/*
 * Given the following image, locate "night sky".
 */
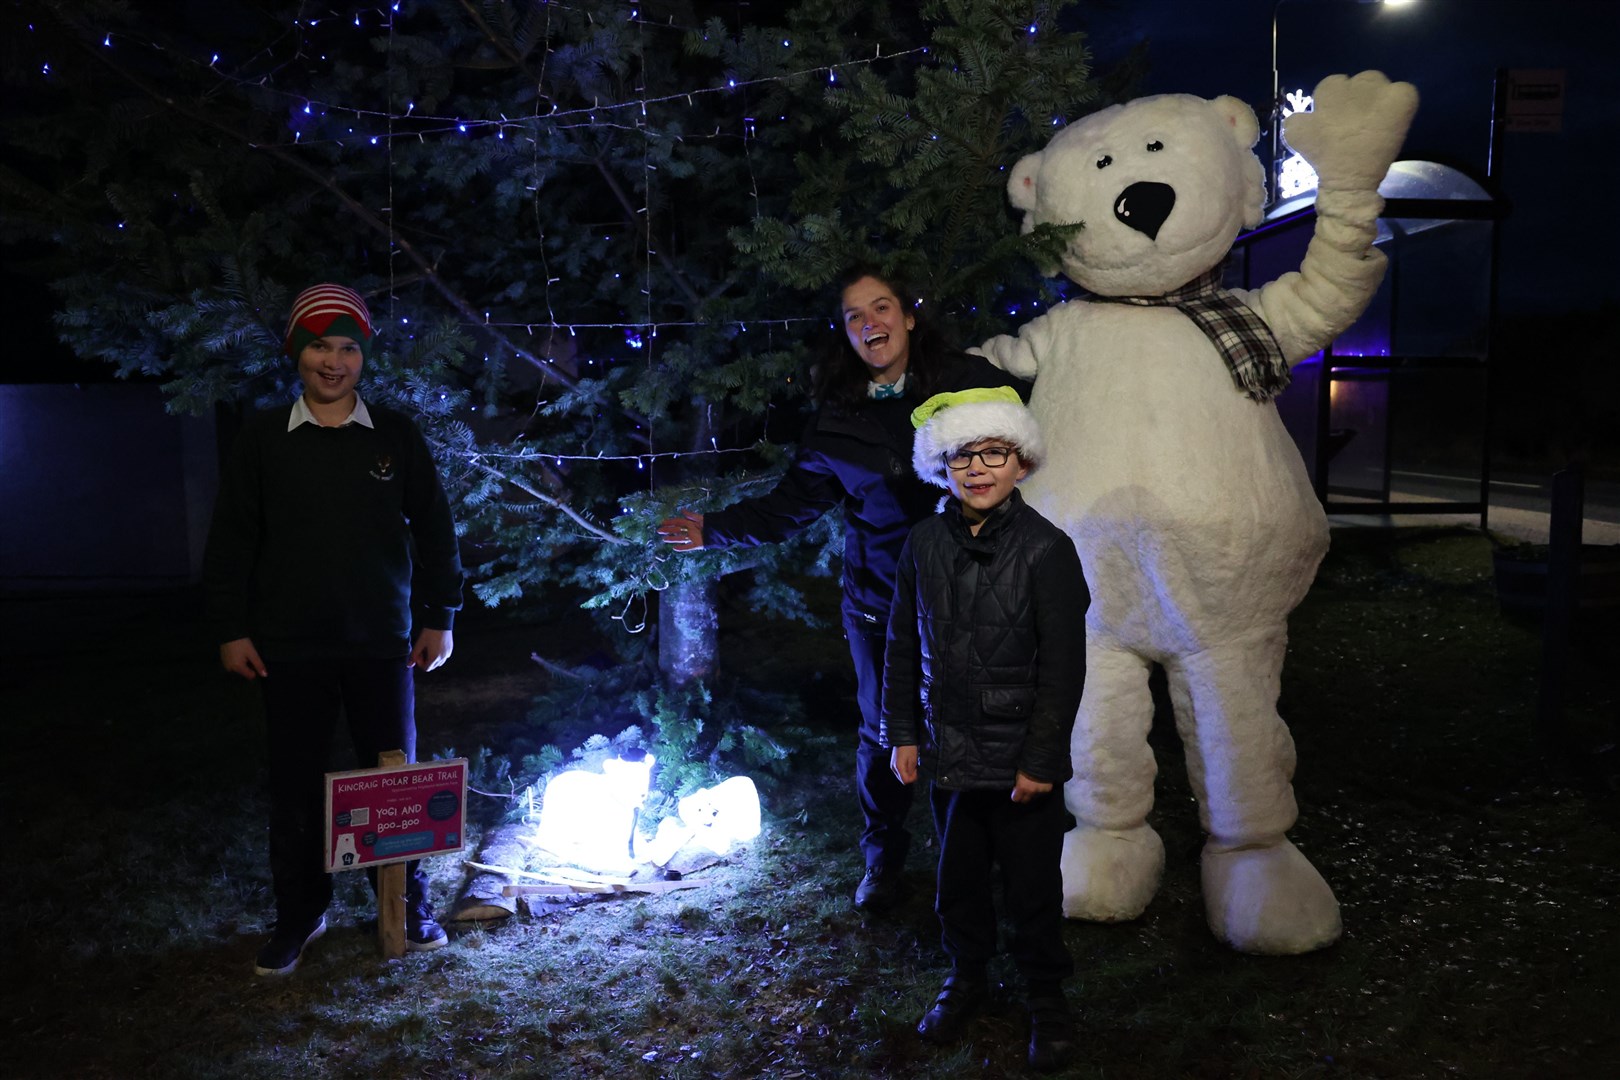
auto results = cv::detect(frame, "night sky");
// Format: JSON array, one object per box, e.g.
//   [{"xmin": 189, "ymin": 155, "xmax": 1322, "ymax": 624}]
[
  {"xmin": 1082, "ymin": 0, "xmax": 1620, "ymax": 314},
  {"xmin": 5, "ymin": 0, "xmax": 1616, "ymax": 381}
]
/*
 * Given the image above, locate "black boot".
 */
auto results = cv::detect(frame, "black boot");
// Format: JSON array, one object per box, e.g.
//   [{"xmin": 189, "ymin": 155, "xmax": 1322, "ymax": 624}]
[
  {"xmin": 853, "ymin": 862, "xmax": 906, "ymax": 911},
  {"xmin": 406, "ymin": 900, "xmax": 448, "ymax": 952},
  {"xmin": 1026, "ymin": 992, "xmax": 1077, "ymax": 1072},
  {"xmin": 917, "ymin": 973, "xmax": 987, "ymax": 1044}
]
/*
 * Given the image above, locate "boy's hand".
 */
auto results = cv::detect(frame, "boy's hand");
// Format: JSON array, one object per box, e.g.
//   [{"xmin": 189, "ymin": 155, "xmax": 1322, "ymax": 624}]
[
  {"xmin": 656, "ymin": 510, "xmax": 705, "ymax": 552},
  {"xmin": 890, "ymin": 745, "xmax": 919, "ymax": 785},
  {"xmin": 220, "ymin": 637, "xmax": 268, "ymax": 680},
  {"xmin": 1011, "ymin": 771, "xmax": 1053, "ymax": 803},
  {"xmin": 410, "ymin": 628, "xmax": 454, "ymax": 672}
]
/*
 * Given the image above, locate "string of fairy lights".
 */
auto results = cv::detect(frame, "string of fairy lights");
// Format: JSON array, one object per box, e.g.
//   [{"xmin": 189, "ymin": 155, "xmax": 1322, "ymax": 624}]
[
  {"xmin": 69, "ymin": 9, "xmax": 931, "ymax": 315},
  {"xmin": 37, "ymin": 4, "xmax": 1066, "ymax": 476}
]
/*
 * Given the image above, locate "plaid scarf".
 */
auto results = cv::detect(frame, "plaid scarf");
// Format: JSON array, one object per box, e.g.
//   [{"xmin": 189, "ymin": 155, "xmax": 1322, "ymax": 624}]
[{"xmin": 1096, "ymin": 267, "xmax": 1290, "ymax": 403}]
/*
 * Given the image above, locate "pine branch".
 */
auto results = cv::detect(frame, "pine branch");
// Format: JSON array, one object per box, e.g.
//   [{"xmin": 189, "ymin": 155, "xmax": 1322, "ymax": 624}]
[
  {"xmin": 463, "ymin": 457, "xmax": 628, "ymax": 547},
  {"xmin": 43, "ymin": 4, "xmax": 656, "ymax": 439},
  {"xmin": 453, "ymin": 0, "xmax": 707, "ymax": 313}
]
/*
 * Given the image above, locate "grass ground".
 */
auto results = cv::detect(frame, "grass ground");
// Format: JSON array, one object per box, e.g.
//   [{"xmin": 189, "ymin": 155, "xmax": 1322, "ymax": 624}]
[{"xmin": 2, "ymin": 526, "xmax": 1616, "ymax": 1079}]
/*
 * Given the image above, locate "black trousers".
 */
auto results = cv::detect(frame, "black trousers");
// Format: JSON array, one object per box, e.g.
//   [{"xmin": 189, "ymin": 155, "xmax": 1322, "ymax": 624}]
[
  {"xmin": 261, "ymin": 656, "xmax": 431, "ymax": 924},
  {"xmin": 929, "ymin": 784, "xmax": 1073, "ymax": 986},
  {"xmin": 844, "ymin": 611, "xmax": 913, "ymax": 871}
]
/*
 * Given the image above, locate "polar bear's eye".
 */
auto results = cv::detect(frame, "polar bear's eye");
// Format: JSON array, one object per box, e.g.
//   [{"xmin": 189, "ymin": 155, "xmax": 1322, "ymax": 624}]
[
  {"xmin": 1146, "ymin": 140, "xmax": 1164, "ymax": 152},
  {"xmin": 1095, "ymin": 154, "xmax": 1112, "ymax": 169}
]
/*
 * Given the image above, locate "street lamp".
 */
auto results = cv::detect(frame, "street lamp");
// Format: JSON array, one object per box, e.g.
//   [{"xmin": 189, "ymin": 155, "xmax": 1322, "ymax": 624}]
[{"xmin": 1270, "ymin": 0, "xmax": 1419, "ymax": 206}]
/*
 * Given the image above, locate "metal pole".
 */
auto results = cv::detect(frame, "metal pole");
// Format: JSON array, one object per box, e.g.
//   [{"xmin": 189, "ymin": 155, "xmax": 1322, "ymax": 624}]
[{"xmin": 1270, "ymin": 0, "xmax": 1284, "ymax": 206}]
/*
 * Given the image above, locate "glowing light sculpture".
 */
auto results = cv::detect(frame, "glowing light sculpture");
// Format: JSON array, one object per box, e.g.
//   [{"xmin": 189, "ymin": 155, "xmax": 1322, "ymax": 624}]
[
  {"xmin": 638, "ymin": 776, "xmax": 764, "ymax": 867},
  {"xmin": 1276, "ymin": 89, "xmax": 1321, "ymax": 200},
  {"xmin": 533, "ymin": 755, "xmax": 655, "ymax": 872}
]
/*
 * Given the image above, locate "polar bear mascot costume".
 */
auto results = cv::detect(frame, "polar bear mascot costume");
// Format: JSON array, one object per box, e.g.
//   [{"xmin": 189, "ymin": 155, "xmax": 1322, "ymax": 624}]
[{"xmin": 973, "ymin": 72, "xmax": 1417, "ymax": 954}]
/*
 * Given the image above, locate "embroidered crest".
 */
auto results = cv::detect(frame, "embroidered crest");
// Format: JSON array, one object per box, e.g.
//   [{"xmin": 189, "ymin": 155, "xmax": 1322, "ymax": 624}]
[{"xmin": 370, "ymin": 455, "xmax": 395, "ymax": 481}]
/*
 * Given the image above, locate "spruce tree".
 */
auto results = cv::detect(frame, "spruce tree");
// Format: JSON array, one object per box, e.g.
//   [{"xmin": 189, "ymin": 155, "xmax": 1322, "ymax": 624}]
[{"xmin": 1, "ymin": 1, "xmax": 1116, "ymax": 739}]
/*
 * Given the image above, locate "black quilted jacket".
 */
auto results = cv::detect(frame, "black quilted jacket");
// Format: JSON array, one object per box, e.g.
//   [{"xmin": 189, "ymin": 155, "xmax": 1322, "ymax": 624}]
[
  {"xmin": 702, "ymin": 352, "xmax": 1026, "ymax": 624},
  {"xmin": 880, "ymin": 489, "xmax": 1088, "ymax": 790}
]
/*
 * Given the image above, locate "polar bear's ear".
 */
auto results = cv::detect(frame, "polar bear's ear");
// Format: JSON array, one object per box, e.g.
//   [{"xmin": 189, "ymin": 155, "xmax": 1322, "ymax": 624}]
[
  {"xmin": 1210, "ymin": 95, "xmax": 1261, "ymax": 150},
  {"xmin": 1008, "ymin": 150, "xmax": 1043, "ymax": 213}
]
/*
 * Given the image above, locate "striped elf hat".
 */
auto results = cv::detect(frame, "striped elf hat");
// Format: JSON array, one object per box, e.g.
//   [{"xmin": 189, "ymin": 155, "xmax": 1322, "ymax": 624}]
[{"xmin": 284, "ymin": 283, "xmax": 374, "ymax": 361}]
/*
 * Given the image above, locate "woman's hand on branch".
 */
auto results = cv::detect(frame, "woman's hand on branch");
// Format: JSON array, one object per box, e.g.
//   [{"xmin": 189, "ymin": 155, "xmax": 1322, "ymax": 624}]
[{"xmin": 656, "ymin": 509, "xmax": 706, "ymax": 552}]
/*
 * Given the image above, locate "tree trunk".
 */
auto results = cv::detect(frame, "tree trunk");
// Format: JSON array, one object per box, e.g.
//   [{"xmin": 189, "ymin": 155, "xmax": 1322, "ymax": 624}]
[
  {"xmin": 658, "ymin": 577, "xmax": 719, "ymax": 685},
  {"xmin": 656, "ymin": 395, "xmax": 721, "ymax": 686},
  {"xmin": 448, "ymin": 820, "xmax": 529, "ymax": 922}
]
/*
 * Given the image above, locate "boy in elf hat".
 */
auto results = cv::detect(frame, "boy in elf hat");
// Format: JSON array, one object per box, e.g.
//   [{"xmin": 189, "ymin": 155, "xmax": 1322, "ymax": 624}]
[
  {"xmin": 202, "ymin": 283, "xmax": 464, "ymax": 976},
  {"xmin": 880, "ymin": 386, "xmax": 1088, "ymax": 1071}
]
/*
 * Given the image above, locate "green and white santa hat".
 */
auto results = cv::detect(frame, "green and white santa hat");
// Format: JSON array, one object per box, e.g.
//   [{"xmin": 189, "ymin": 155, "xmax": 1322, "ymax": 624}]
[
  {"xmin": 284, "ymin": 283, "xmax": 374, "ymax": 361},
  {"xmin": 910, "ymin": 386, "xmax": 1044, "ymax": 489}
]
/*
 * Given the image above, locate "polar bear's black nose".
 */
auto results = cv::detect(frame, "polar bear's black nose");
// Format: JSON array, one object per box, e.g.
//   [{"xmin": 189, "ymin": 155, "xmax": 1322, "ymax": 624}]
[{"xmin": 1113, "ymin": 181, "xmax": 1175, "ymax": 241}]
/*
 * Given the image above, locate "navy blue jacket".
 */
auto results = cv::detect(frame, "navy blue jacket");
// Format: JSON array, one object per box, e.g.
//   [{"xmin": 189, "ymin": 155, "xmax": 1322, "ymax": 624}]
[
  {"xmin": 702, "ymin": 352, "xmax": 1027, "ymax": 623},
  {"xmin": 202, "ymin": 402, "xmax": 464, "ymax": 660}
]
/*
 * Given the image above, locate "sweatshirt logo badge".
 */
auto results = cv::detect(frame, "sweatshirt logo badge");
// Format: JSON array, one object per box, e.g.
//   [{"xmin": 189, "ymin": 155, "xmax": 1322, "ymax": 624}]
[{"xmin": 370, "ymin": 455, "xmax": 395, "ymax": 481}]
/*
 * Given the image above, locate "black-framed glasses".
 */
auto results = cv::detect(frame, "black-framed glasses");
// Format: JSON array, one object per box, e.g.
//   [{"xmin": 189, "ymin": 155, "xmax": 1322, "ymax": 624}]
[{"xmin": 945, "ymin": 446, "xmax": 1013, "ymax": 470}]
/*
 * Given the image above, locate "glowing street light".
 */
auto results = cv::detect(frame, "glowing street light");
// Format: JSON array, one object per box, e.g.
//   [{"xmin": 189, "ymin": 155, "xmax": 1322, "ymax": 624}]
[{"xmin": 1270, "ymin": 0, "xmax": 1419, "ymax": 205}]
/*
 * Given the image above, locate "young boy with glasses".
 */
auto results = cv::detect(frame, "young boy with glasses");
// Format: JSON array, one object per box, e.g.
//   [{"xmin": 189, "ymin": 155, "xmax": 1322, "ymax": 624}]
[{"xmin": 881, "ymin": 386, "xmax": 1089, "ymax": 1071}]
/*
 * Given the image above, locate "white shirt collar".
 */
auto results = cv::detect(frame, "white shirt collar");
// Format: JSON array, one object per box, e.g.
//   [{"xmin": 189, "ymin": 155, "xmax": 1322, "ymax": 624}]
[
  {"xmin": 288, "ymin": 393, "xmax": 374, "ymax": 431},
  {"xmin": 867, "ymin": 371, "xmax": 908, "ymax": 399}
]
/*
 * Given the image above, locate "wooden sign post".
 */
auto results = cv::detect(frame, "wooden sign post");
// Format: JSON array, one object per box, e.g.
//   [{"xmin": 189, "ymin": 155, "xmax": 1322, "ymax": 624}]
[
  {"xmin": 324, "ymin": 752, "xmax": 469, "ymax": 961},
  {"xmin": 376, "ymin": 751, "xmax": 407, "ymax": 959}
]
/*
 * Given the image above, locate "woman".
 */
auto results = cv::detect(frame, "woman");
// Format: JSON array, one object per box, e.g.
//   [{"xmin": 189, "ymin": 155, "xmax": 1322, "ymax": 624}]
[{"xmin": 657, "ymin": 267, "xmax": 1027, "ymax": 911}]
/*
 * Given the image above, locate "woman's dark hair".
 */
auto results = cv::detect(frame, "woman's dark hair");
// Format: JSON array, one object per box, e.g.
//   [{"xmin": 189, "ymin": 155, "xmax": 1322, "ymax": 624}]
[{"xmin": 811, "ymin": 264, "xmax": 954, "ymax": 410}]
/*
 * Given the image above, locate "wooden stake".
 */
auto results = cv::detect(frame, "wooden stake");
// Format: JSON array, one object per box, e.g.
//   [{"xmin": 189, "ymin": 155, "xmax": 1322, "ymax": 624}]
[
  {"xmin": 377, "ymin": 750, "xmax": 407, "ymax": 960},
  {"xmin": 501, "ymin": 880, "xmax": 703, "ymax": 897}
]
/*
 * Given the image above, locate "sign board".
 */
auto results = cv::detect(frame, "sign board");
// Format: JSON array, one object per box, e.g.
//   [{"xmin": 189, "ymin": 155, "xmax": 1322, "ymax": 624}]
[
  {"xmin": 324, "ymin": 758, "xmax": 468, "ymax": 873},
  {"xmin": 1504, "ymin": 69, "xmax": 1565, "ymax": 133}
]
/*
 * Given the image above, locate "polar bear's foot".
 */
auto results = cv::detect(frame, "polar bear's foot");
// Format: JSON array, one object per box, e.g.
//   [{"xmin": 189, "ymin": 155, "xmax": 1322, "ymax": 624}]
[
  {"xmin": 1059, "ymin": 823, "xmax": 1165, "ymax": 921},
  {"xmin": 1201, "ymin": 838, "xmax": 1342, "ymax": 955}
]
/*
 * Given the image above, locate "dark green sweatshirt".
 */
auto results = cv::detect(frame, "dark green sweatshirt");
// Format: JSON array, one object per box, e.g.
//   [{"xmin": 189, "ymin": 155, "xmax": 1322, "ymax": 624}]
[{"xmin": 202, "ymin": 401, "xmax": 464, "ymax": 660}]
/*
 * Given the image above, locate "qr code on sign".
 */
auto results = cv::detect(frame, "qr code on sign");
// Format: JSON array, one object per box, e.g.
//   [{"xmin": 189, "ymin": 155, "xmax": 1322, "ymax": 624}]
[{"xmin": 348, "ymin": 807, "xmax": 370, "ymax": 826}]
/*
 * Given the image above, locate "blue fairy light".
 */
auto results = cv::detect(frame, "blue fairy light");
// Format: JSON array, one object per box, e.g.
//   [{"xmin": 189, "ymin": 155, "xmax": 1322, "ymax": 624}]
[
  {"xmin": 626, "ymin": 330, "xmax": 644, "ymax": 350},
  {"xmin": 103, "ymin": 34, "xmax": 111, "ymax": 46}
]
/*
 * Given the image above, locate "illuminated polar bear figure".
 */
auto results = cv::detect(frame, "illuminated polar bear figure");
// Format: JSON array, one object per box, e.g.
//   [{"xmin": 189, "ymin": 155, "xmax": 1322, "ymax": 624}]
[
  {"xmin": 638, "ymin": 775, "xmax": 764, "ymax": 866},
  {"xmin": 975, "ymin": 72, "xmax": 1417, "ymax": 954},
  {"xmin": 535, "ymin": 754, "xmax": 656, "ymax": 871}
]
